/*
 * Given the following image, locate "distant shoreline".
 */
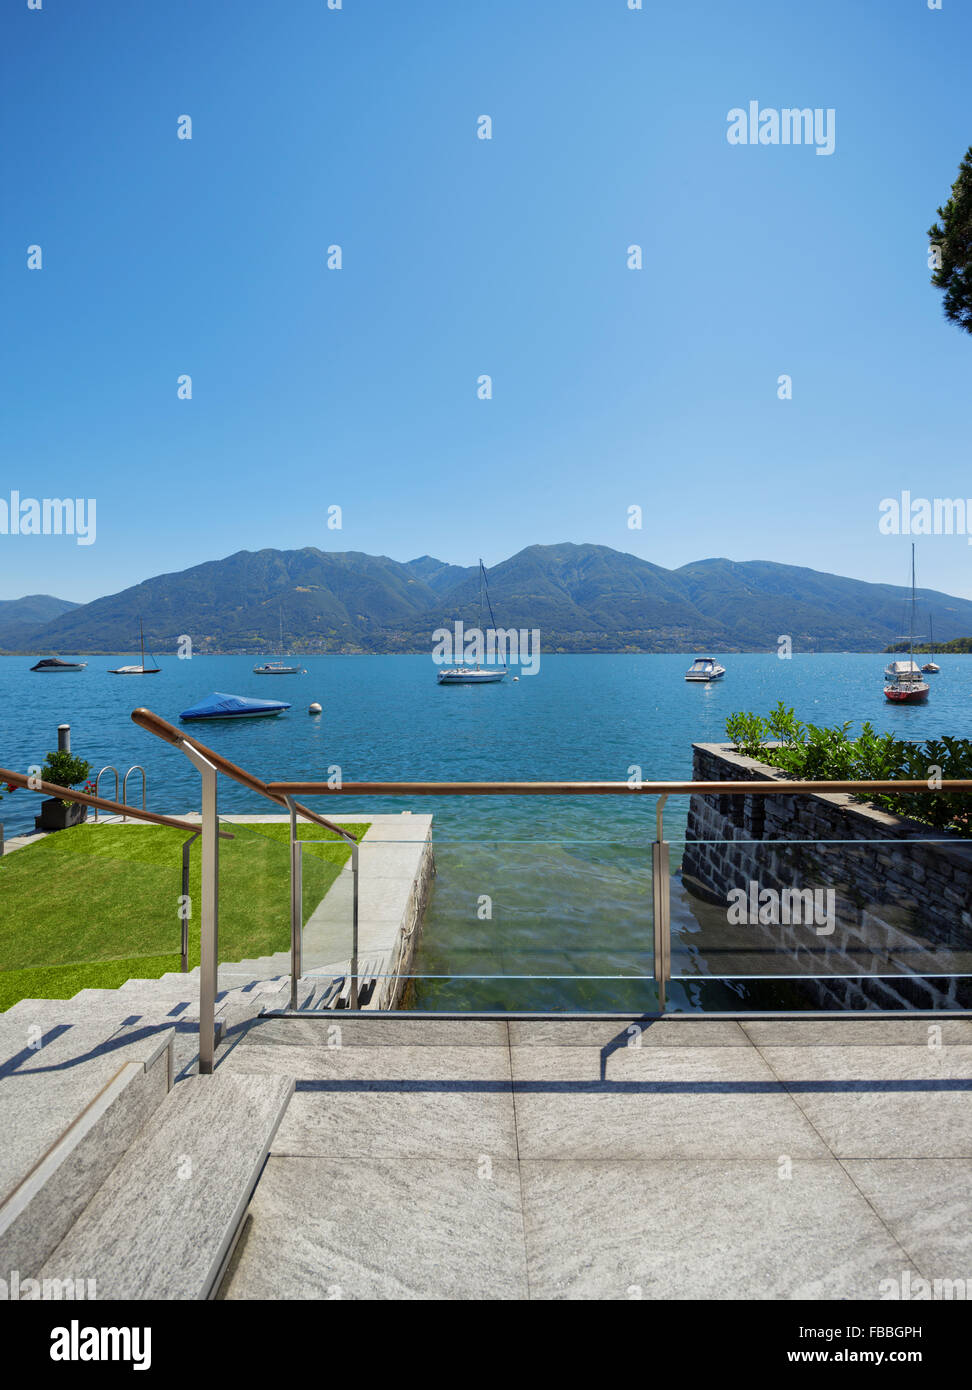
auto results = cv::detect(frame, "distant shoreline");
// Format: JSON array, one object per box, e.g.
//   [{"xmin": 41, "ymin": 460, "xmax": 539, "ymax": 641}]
[{"xmin": 2, "ymin": 647, "xmax": 962, "ymax": 660}]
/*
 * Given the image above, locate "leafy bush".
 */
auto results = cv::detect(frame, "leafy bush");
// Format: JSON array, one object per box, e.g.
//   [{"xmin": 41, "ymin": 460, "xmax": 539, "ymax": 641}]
[
  {"xmin": 40, "ymin": 751, "xmax": 92, "ymax": 807},
  {"xmin": 725, "ymin": 703, "xmax": 972, "ymax": 835}
]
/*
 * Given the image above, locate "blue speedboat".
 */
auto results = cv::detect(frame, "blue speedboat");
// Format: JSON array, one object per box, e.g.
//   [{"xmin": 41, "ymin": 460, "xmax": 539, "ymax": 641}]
[{"xmin": 179, "ymin": 692, "xmax": 291, "ymax": 722}]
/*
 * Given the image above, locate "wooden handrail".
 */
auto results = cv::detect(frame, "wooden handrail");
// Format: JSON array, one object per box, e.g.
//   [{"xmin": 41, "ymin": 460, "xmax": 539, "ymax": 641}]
[
  {"xmin": 0, "ymin": 766, "xmax": 200, "ymax": 833},
  {"xmin": 265, "ymin": 778, "xmax": 972, "ymax": 796},
  {"xmin": 130, "ymin": 708, "xmax": 359, "ymax": 841}
]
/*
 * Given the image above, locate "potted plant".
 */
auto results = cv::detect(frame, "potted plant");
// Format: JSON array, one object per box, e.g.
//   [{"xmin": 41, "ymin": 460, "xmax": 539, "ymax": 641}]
[{"xmin": 35, "ymin": 751, "xmax": 93, "ymax": 832}]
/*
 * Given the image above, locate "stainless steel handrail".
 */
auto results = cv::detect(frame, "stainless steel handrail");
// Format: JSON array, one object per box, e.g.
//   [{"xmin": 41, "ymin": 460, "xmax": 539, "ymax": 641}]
[
  {"xmin": 122, "ymin": 711, "xmax": 972, "ymax": 1054},
  {"xmin": 122, "ymin": 764, "xmax": 146, "ymax": 821},
  {"xmin": 131, "ymin": 709, "xmax": 362, "ymax": 1051},
  {"xmin": 0, "ymin": 765, "xmax": 200, "ymax": 832},
  {"xmin": 93, "ymin": 766, "xmax": 119, "ymax": 822}
]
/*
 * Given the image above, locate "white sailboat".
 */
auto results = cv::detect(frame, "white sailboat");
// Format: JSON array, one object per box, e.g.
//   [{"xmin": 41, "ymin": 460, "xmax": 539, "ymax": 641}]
[
  {"xmin": 109, "ymin": 619, "xmax": 160, "ymax": 674},
  {"xmin": 884, "ymin": 546, "xmax": 929, "ymax": 705},
  {"xmin": 437, "ymin": 560, "xmax": 508, "ymax": 685},
  {"xmin": 921, "ymin": 616, "xmax": 940, "ymax": 674},
  {"xmin": 253, "ymin": 609, "xmax": 305, "ymax": 674}
]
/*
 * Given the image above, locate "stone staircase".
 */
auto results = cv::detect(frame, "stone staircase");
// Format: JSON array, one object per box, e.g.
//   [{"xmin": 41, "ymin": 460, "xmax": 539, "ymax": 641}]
[{"xmin": 0, "ymin": 969, "xmax": 295, "ymax": 1299}]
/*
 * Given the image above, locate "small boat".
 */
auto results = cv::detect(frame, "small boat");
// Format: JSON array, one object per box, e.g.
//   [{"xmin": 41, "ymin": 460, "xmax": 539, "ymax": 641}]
[
  {"xmin": 884, "ymin": 663, "xmax": 930, "ymax": 704},
  {"xmin": 179, "ymin": 692, "xmax": 291, "ymax": 722},
  {"xmin": 253, "ymin": 609, "xmax": 304, "ymax": 674},
  {"xmin": 30, "ymin": 657, "xmax": 87, "ymax": 672},
  {"xmin": 685, "ymin": 657, "xmax": 726, "ymax": 682},
  {"xmin": 109, "ymin": 619, "xmax": 160, "ymax": 674},
  {"xmin": 437, "ymin": 667, "xmax": 507, "ymax": 684},
  {"xmin": 437, "ymin": 559, "xmax": 508, "ymax": 685},
  {"xmin": 921, "ymin": 617, "xmax": 940, "ymax": 673},
  {"xmin": 884, "ymin": 546, "xmax": 930, "ymax": 704}
]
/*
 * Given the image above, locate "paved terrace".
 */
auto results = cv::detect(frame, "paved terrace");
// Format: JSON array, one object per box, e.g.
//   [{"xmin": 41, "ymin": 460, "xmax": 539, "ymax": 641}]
[
  {"xmin": 217, "ymin": 1013, "xmax": 972, "ymax": 1300},
  {"xmin": 3, "ymin": 981, "xmax": 970, "ymax": 1299}
]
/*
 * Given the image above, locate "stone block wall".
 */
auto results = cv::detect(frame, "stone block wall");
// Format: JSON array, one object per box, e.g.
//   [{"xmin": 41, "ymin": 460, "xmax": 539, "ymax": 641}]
[{"xmin": 680, "ymin": 744, "xmax": 972, "ymax": 1010}]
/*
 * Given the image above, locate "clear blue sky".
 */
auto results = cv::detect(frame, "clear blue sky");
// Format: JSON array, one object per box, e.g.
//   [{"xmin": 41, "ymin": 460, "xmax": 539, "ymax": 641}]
[{"xmin": 2, "ymin": 0, "xmax": 970, "ymax": 603}]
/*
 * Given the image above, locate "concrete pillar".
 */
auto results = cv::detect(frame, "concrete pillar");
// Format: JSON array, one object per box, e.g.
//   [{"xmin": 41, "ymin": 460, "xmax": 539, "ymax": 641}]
[{"xmin": 57, "ymin": 724, "xmax": 71, "ymax": 753}]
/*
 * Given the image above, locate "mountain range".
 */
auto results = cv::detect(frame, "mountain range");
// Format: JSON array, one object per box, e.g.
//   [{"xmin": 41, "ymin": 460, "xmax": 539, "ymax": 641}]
[{"xmin": 2, "ymin": 544, "xmax": 971, "ymax": 655}]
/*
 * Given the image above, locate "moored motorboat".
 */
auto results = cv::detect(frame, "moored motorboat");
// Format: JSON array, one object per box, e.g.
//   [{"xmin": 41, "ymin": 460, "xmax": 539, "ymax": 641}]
[
  {"xmin": 437, "ymin": 667, "xmax": 506, "ymax": 684},
  {"xmin": 180, "ymin": 692, "xmax": 290, "ymax": 721},
  {"xmin": 685, "ymin": 657, "xmax": 726, "ymax": 682},
  {"xmin": 30, "ymin": 657, "xmax": 87, "ymax": 671}
]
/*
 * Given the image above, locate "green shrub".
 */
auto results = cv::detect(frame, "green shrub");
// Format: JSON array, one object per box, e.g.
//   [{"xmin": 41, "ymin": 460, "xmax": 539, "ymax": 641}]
[{"xmin": 725, "ymin": 704, "xmax": 972, "ymax": 836}]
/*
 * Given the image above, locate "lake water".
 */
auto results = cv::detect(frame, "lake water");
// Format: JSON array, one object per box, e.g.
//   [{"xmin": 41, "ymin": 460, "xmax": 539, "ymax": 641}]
[{"xmin": 3, "ymin": 653, "xmax": 969, "ymax": 1008}]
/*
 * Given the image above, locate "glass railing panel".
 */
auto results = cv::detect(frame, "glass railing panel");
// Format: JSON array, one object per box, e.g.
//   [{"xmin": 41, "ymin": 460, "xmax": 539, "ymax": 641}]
[
  {"xmin": 213, "ymin": 815, "xmax": 296, "ymax": 990},
  {"xmin": 668, "ymin": 833, "xmax": 972, "ymax": 1010},
  {"xmin": 0, "ymin": 815, "xmax": 210, "ymax": 1012},
  {"xmin": 293, "ymin": 834, "xmax": 656, "ymax": 1013},
  {"xmin": 298, "ymin": 820, "xmax": 368, "ymax": 994}
]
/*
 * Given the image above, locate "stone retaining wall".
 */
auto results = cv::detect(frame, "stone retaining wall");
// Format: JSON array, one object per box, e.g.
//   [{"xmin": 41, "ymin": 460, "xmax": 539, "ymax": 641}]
[
  {"xmin": 681, "ymin": 743, "xmax": 972, "ymax": 1009},
  {"xmin": 376, "ymin": 836, "xmax": 434, "ymax": 1009}
]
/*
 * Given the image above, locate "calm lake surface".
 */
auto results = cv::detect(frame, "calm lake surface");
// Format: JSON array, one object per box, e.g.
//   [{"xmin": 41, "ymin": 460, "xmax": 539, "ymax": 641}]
[{"xmin": 3, "ymin": 653, "xmax": 970, "ymax": 1008}]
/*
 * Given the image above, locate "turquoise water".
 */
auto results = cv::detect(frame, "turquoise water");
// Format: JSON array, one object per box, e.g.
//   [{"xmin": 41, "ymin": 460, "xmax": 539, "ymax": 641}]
[
  {"xmin": 2, "ymin": 652, "xmax": 969, "ymax": 840},
  {"xmin": 3, "ymin": 652, "xmax": 969, "ymax": 1008}
]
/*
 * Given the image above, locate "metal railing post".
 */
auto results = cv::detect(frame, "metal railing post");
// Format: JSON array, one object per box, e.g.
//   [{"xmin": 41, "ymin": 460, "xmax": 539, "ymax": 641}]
[
  {"xmin": 183, "ymin": 747, "xmax": 219, "ymax": 1074},
  {"xmin": 652, "ymin": 794, "xmax": 671, "ymax": 1013},
  {"xmin": 284, "ymin": 797, "xmax": 302, "ymax": 1010}
]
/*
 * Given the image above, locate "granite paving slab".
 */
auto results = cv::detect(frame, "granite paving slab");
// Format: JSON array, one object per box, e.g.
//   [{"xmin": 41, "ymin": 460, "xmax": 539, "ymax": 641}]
[
  {"xmin": 239, "ymin": 1016, "xmax": 510, "ymax": 1048},
  {"xmin": 757, "ymin": 1045, "xmax": 972, "ymax": 1158},
  {"xmin": 509, "ymin": 1045, "xmax": 830, "ymax": 1160},
  {"xmin": 841, "ymin": 1159, "xmax": 972, "ymax": 1281},
  {"xmin": 509, "ymin": 1019, "xmax": 750, "ymax": 1048},
  {"xmin": 743, "ymin": 1018, "xmax": 972, "ymax": 1048},
  {"xmin": 219, "ymin": 1155, "xmax": 527, "ymax": 1300},
  {"xmin": 520, "ymin": 1157, "xmax": 913, "ymax": 1300}
]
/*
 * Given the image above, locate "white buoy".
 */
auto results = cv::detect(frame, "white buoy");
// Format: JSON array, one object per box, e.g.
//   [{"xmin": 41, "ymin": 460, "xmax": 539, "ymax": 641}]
[
  {"xmin": 512, "ymin": 676, "xmax": 519, "ymax": 682},
  {"xmin": 309, "ymin": 702, "xmax": 322, "ymax": 714}
]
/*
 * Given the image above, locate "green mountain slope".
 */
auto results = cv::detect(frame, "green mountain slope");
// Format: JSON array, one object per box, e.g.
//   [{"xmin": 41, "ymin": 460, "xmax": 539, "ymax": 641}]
[{"xmin": 9, "ymin": 544, "xmax": 972, "ymax": 654}]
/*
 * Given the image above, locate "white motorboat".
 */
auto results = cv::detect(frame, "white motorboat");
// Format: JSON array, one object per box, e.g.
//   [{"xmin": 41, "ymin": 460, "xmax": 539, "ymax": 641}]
[
  {"xmin": 685, "ymin": 657, "xmax": 726, "ymax": 682},
  {"xmin": 437, "ymin": 667, "xmax": 507, "ymax": 685}
]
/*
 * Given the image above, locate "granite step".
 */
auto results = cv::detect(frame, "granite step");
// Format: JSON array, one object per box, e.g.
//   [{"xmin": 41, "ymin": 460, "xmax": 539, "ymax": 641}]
[
  {"xmin": 39, "ymin": 1070, "xmax": 294, "ymax": 1299},
  {"xmin": 0, "ymin": 1023, "xmax": 173, "ymax": 1277}
]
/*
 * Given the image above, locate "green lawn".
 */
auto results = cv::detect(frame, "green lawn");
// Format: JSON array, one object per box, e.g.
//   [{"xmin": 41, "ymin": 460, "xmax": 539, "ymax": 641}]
[{"xmin": 0, "ymin": 819, "xmax": 368, "ymax": 1011}]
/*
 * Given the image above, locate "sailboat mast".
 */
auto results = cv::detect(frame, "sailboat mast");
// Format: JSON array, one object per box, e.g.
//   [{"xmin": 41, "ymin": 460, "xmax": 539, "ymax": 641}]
[
  {"xmin": 477, "ymin": 560, "xmax": 483, "ymax": 670},
  {"xmin": 139, "ymin": 619, "xmax": 145, "ymax": 670},
  {"xmin": 910, "ymin": 543, "xmax": 916, "ymax": 663}
]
